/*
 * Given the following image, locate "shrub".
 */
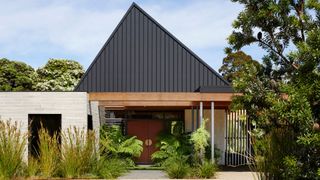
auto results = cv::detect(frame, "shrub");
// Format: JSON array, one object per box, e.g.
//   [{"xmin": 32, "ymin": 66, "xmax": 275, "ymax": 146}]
[
  {"xmin": 282, "ymin": 156, "xmax": 301, "ymax": 179},
  {"xmin": 59, "ymin": 127, "xmax": 97, "ymax": 178},
  {"xmin": 37, "ymin": 128, "xmax": 60, "ymax": 178},
  {"xmin": 163, "ymin": 155, "xmax": 190, "ymax": 179},
  {"xmin": 0, "ymin": 120, "xmax": 26, "ymax": 179},
  {"xmin": 94, "ymin": 156, "xmax": 128, "ymax": 179},
  {"xmin": 193, "ymin": 160, "xmax": 218, "ymax": 179}
]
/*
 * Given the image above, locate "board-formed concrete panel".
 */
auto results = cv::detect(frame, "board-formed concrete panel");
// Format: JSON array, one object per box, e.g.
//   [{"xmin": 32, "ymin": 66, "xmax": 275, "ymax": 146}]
[
  {"xmin": 0, "ymin": 92, "xmax": 88, "ymax": 157},
  {"xmin": 0, "ymin": 92, "xmax": 88, "ymax": 131}
]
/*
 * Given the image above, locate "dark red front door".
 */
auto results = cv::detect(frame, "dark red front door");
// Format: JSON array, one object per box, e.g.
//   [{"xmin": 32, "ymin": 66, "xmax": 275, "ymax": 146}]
[{"xmin": 127, "ymin": 119, "xmax": 164, "ymax": 164}]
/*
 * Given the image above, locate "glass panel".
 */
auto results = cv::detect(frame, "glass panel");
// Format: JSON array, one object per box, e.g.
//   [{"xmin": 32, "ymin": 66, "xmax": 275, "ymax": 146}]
[{"xmin": 105, "ymin": 110, "xmax": 126, "ymax": 119}]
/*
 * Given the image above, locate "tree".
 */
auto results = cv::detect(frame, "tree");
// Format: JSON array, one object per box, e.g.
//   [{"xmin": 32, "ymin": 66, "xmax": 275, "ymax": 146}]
[
  {"xmin": 219, "ymin": 49, "xmax": 260, "ymax": 83},
  {"xmin": 225, "ymin": 0, "xmax": 320, "ymax": 178},
  {"xmin": 34, "ymin": 59, "xmax": 84, "ymax": 91},
  {"xmin": 0, "ymin": 58, "xmax": 35, "ymax": 91}
]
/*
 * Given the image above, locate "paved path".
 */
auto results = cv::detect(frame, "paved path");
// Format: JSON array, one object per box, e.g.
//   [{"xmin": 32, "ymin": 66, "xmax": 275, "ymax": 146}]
[
  {"xmin": 119, "ymin": 170, "xmax": 168, "ymax": 179},
  {"xmin": 119, "ymin": 170, "xmax": 256, "ymax": 179},
  {"xmin": 216, "ymin": 171, "xmax": 255, "ymax": 180}
]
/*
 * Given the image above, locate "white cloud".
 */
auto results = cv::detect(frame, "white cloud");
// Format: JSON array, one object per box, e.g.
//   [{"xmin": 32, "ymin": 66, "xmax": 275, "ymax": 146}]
[
  {"xmin": 142, "ymin": 1, "xmax": 242, "ymax": 49},
  {"xmin": 0, "ymin": 0, "xmax": 243, "ymax": 69}
]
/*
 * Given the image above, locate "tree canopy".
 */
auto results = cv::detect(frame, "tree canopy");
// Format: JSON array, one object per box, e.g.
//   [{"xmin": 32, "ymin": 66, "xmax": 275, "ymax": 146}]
[
  {"xmin": 0, "ymin": 58, "xmax": 35, "ymax": 91},
  {"xmin": 0, "ymin": 58, "xmax": 84, "ymax": 91},
  {"xmin": 224, "ymin": 0, "xmax": 320, "ymax": 179},
  {"xmin": 34, "ymin": 59, "xmax": 84, "ymax": 91}
]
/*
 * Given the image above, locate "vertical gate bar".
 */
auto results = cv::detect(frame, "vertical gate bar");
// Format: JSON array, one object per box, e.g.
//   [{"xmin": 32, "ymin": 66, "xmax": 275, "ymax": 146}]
[
  {"xmin": 240, "ymin": 110, "xmax": 243, "ymax": 165},
  {"xmin": 235, "ymin": 110, "xmax": 239, "ymax": 166},
  {"xmin": 237, "ymin": 110, "xmax": 239, "ymax": 166},
  {"xmin": 235, "ymin": 110, "xmax": 237, "ymax": 166},
  {"xmin": 238, "ymin": 110, "xmax": 241, "ymax": 165},
  {"xmin": 243, "ymin": 110, "xmax": 245, "ymax": 165},
  {"xmin": 231, "ymin": 111, "xmax": 234, "ymax": 166},
  {"xmin": 241, "ymin": 110, "xmax": 245, "ymax": 164},
  {"xmin": 249, "ymin": 110, "xmax": 252, "ymax": 160},
  {"xmin": 225, "ymin": 110, "xmax": 228, "ymax": 165},
  {"xmin": 248, "ymin": 110, "xmax": 250, "ymax": 164},
  {"xmin": 241, "ymin": 110, "xmax": 244, "ymax": 165},
  {"xmin": 230, "ymin": 111, "xmax": 232, "ymax": 166}
]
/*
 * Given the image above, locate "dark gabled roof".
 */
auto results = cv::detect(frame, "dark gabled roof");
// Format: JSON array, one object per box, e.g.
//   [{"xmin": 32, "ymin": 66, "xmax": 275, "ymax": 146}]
[{"xmin": 75, "ymin": 2, "xmax": 232, "ymax": 92}]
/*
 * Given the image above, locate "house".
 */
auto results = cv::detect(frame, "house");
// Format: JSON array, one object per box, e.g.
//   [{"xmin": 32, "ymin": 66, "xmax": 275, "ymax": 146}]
[{"xmin": 0, "ymin": 3, "xmax": 249, "ymax": 165}]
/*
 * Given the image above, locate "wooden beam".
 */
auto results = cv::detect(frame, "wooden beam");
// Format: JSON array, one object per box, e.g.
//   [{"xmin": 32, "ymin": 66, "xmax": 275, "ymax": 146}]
[
  {"xmin": 98, "ymin": 100, "xmax": 194, "ymax": 107},
  {"xmin": 98, "ymin": 100, "xmax": 230, "ymax": 108},
  {"xmin": 89, "ymin": 92, "xmax": 237, "ymax": 101}
]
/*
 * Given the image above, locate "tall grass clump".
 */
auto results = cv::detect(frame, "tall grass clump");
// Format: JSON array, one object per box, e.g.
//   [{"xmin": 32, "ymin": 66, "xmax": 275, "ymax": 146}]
[
  {"xmin": 26, "ymin": 156, "xmax": 39, "ymax": 178},
  {"xmin": 193, "ymin": 160, "xmax": 218, "ymax": 178},
  {"xmin": 60, "ymin": 127, "xmax": 97, "ymax": 178},
  {"xmin": 0, "ymin": 120, "xmax": 26, "ymax": 179},
  {"xmin": 163, "ymin": 155, "xmax": 190, "ymax": 179},
  {"xmin": 93, "ymin": 156, "xmax": 128, "ymax": 179},
  {"xmin": 37, "ymin": 128, "xmax": 60, "ymax": 178}
]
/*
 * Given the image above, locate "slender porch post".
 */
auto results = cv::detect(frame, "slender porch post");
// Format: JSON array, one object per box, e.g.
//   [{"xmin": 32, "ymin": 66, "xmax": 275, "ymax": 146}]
[
  {"xmin": 211, "ymin": 101, "xmax": 215, "ymax": 163},
  {"xmin": 191, "ymin": 106, "xmax": 194, "ymax": 131},
  {"xmin": 199, "ymin": 101, "xmax": 203, "ymax": 125}
]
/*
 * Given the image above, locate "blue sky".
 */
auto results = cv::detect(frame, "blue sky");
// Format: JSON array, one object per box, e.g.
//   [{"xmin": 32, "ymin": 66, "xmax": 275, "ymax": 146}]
[{"xmin": 0, "ymin": 0, "xmax": 264, "ymax": 71}]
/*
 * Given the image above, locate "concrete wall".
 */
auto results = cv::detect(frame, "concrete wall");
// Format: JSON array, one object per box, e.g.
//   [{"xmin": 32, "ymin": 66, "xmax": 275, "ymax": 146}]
[
  {"xmin": 0, "ymin": 92, "xmax": 88, "ymax": 157},
  {"xmin": 89, "ymin": 101, "xmax": 100, "ymax": 145},
  {"xmin": 185, "ymin": 109, "xmax": 226, "ymax": 165},
  {"xmin": 0, "ymin": 92, "xmax": 88, "ymax": 131}
]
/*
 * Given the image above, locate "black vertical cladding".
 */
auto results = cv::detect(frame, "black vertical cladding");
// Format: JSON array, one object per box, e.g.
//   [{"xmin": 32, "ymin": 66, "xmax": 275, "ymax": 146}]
[
  {"xmin": 143, "ymin": 15, "xmax": 148, "ymax": 91},
  {"xmin": 75, "ymin": 3, "xmax": 231, "ymax": 92},
  {"xmin": 134, "ymin": 8, "xmax": 139, "ymax": 92},
  {"xmin": 160, "ymin": 30, "xmax": 165, "ymax": 91},
  {"xmin": 122, "ymin": 17, "xmax": 127, "ymax": 91},
  {"xmin": 147, "ymin": 19, "xmax": 152, "ymax": 92}
]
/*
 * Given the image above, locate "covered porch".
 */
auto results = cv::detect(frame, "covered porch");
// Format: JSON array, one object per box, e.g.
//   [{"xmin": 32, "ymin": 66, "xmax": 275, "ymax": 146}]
[{"xmin": 88, "ymin": 92, "xmax": 236, "ymax": 165}]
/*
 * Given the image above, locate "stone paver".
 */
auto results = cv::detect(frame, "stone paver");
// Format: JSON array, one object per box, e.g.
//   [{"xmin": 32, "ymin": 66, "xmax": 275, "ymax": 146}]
[
  {"xmin": 119, "ymin": 170, "xmax": 256, "ymax": 179},
  {"xmin": 216, "ymin": 171, "xmax": 256, "ymax": 180},
  {"xmin": 119, "ymin": 170, "xmax": 168, "ymax": 179}
]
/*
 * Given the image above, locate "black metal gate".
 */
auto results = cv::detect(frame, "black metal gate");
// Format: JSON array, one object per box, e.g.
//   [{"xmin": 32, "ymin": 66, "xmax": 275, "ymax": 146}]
[{"xmin": 225, "ymin": 110, "xmax": 252, "ymax": 166}]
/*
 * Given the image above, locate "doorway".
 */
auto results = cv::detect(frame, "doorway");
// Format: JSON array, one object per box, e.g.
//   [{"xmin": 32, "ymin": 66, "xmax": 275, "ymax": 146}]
[
  {"xmin": 28, "ymin": 114, "xmax": 61, "ymax": 157},
  {"xmin": 127, "ymin": 119, "xmax": 165, "ymax": 164}
]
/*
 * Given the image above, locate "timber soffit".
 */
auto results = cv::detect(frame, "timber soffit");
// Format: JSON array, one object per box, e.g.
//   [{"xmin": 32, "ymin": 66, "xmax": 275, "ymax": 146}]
[{"xmin": 75, "ymin": 2, "xmax": 231, "ymax": 92}]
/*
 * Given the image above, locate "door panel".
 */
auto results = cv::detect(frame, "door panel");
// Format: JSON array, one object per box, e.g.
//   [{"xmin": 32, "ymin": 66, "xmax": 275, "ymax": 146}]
[
  {"xmin": 127, "ymin": 119, "xmax": 165, "ymax": 164},
  {"xmin": 147, "ymin": 120, "xmax": 165, "ymax": 160},
  {"xmin": 127, "ymin": 120, "xmax": 149, "ymax": 163}
]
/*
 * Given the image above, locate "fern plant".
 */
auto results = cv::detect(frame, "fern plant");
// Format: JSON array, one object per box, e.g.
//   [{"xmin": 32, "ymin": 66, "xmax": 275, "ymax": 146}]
[
  {"xmin": 151, "ymin": 132, "xmax": 192, "ymax": 166},
  {"xmin": 100, "ymin": 125, "xmax": 143, "ymax": 165}
]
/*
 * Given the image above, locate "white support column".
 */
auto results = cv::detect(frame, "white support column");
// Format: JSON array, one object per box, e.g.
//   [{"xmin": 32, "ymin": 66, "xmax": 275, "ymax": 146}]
[
  {"xmin": 199, "ymin": 101, "xmax": 203, "ymax": 126},
  {"xmin": 211, "ymin": 101, "xmax": 215, "ymax": 163}
]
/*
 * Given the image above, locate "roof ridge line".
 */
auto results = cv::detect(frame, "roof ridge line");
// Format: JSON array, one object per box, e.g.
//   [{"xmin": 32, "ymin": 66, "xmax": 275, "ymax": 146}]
[{"xmin": 74, "ymin": 3, "xmax": 136, "ymax": 90}]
